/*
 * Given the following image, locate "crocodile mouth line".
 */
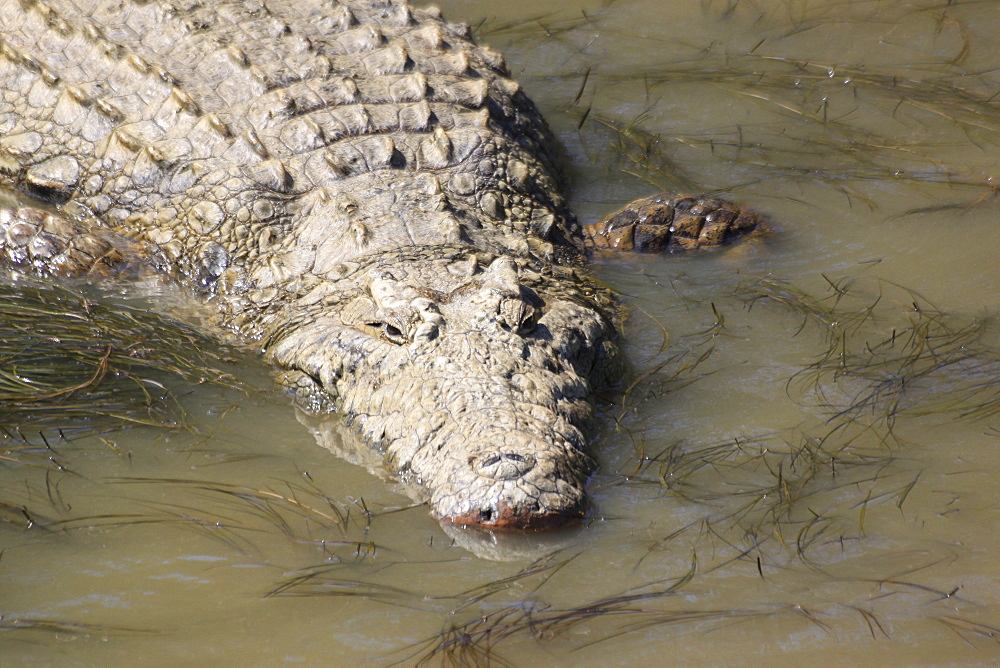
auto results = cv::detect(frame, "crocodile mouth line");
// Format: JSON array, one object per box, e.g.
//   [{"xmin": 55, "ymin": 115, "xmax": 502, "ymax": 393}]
[{"xmin": 440, "ymin": 502, "xmax": 587, "ymax": 531}]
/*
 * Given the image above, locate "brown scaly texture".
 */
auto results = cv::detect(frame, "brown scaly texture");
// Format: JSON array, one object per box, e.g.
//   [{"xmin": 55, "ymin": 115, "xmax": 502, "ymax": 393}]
[
  {"xmin": 0, "ymin": 0, "xmax": 754, "ymax": 529},
  {"xmin": 584, "ymin": 193, "xmax": 761, "ymax": 252}
]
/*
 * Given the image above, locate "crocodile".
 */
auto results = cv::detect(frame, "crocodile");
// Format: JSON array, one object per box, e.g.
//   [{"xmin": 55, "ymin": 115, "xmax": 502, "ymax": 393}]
[{"xmin": 0, "ymin": 0, "xmax": 758, "ymax": 529}]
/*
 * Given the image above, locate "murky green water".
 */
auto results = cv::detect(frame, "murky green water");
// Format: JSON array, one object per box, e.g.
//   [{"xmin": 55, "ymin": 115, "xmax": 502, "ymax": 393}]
[{"xmin": 3, "ymin": 0, "xmax": 999, "ymax": 664}]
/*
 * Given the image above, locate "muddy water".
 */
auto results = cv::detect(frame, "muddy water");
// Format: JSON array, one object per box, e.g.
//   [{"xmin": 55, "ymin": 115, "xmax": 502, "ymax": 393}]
[{"xmin": 3, "ymin": 0, "xmax": 999, "ymax": 664}]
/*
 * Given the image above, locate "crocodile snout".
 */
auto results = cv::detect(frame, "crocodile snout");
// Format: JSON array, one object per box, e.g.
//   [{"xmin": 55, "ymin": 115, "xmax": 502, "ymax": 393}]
[{"xmin": 440, "ymin": 448, "xmax": 586, "ymax": 530}]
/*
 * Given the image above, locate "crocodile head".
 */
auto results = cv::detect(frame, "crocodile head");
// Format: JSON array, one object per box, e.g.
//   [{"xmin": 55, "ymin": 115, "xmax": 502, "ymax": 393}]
[{"xmin": 265, "ymin": 248, "xmax": 620, "ymax": 529}]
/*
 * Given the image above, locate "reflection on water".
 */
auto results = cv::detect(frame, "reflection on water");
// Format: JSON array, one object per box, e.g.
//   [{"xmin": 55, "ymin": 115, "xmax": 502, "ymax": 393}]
[{"xmin": 2, "ymin": 0, "xmax": 999, "ymax": 664}]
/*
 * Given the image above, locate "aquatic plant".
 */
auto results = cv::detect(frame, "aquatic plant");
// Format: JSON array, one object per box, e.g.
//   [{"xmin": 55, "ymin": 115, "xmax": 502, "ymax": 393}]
[{"xmin": 0, "ymin": 279, "xmax": 245, "ymax": 449}]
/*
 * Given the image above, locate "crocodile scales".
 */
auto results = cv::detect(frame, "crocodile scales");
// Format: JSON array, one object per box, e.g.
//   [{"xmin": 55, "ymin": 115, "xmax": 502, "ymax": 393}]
[{"xmin": 0, "ymin": 0, "xmax": 757, "ymax": 528}]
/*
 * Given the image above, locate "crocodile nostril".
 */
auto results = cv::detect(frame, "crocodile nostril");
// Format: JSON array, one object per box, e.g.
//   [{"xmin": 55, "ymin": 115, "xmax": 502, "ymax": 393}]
[{"xmin": 472, "ymin": 452, "xmax": 536, "ymax": 480}]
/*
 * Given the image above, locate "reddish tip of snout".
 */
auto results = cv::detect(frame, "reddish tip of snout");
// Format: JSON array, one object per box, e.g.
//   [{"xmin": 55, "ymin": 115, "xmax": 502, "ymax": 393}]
[{"xmin": 441, "ymin": 501, "xmax": 585, "ymax": 531}]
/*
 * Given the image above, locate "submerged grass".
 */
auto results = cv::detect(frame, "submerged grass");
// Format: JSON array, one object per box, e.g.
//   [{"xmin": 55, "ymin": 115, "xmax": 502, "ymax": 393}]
[
  {"xmin": 576, "ymin": 54, "xmax": 1000, "ymax": 206},
  {"xmin": 601, "ymin": 267, "xmax": 999, "ymax": 604},
  {"xmin": 739, "ymin": 275, "xmax": 1000, "ymax": 421},
  {"xmin": 387, "ymin": 551, "xmax": 764, "ymax": 666},
  {"xmin": 33, "ymin": 474, "xmax": 384, "ymax": 560},
  {"xmin": 0, "ymin": 616, "xmax": 154, "ymax": 638},
  {"xmin": 0, "ymin": 279, "xmax": 245, "ymax": 448},
  {"xmin": 501, "ymin": 2, "xmax": 1000, "ymax": 211}
]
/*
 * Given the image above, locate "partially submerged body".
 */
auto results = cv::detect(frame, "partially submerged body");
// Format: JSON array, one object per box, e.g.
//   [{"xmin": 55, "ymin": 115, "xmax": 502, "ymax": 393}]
[{"xmin": 0, "ymin": 0, "xmax": 757, "ymax": 528}]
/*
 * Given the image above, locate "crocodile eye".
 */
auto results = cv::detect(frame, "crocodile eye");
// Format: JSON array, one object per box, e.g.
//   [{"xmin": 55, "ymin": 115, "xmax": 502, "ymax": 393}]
[
  {"xmin": 382, "ymin": 323, "xmax": 407, "ymax": 344},
  {"xmin": 365, "ymin": 322, "xmax": 408, "ymax": 345}
]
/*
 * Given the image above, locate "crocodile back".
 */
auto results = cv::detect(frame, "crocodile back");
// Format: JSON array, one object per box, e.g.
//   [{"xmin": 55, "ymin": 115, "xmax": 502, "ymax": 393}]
[{"xmin": 0, "ymin": 0, "xmax": 580, "ymax": 286}]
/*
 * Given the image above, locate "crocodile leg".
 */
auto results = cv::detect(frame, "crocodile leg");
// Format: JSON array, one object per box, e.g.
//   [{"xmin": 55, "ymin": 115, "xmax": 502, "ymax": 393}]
[
  {"xmin": 584, "ymin": 193, "xmax": 761, "ymax": 252},
  {"xmin": 0, "ymin": 204, "xmax": 148, "ymax": 277}
]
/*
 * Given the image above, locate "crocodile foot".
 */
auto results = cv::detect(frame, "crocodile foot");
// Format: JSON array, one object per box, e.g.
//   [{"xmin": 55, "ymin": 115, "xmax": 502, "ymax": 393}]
[{"xmin": 584, "ymin": 193, "xmax": 761, "ymax": 252}]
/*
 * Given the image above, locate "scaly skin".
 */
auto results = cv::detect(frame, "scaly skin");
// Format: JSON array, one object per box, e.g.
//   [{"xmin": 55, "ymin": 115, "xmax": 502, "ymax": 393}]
[
  {"xmin": 0, "ymin": 0, "xmax": 755, "ymax": 528},
  {"xmin": 584, "ymin": 193, "xmax": 761, "ymax": 252}
]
